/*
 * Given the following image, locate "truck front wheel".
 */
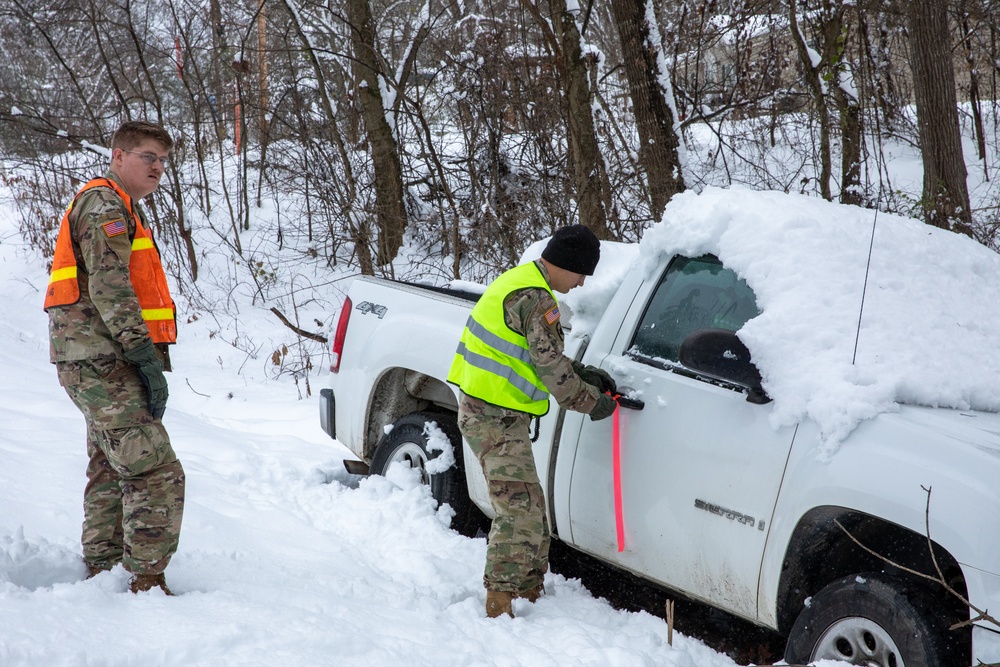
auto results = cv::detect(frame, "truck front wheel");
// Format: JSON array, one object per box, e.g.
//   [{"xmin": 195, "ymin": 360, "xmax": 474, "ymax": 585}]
[
  {"xmin": 784, "ymin": 573, "xmax": 953, "ymax": 666},
  {"xmin": 370, "ymin": 411, "xmax": 486, "ymax": 538}
]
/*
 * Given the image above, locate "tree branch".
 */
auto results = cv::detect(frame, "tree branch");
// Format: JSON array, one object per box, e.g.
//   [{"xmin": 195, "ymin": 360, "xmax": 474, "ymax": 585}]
[
  {"xmin": 834, "ymin": 487, "xmax": 1000, "ymax": 632},
  {"xmin": 270, "ymin": 307, "xmax": 328, "ymax": 343}
]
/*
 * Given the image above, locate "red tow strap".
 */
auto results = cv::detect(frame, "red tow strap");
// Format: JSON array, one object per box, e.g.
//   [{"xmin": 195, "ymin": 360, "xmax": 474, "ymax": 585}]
[{"xmin": 611, "ymin": 394, "xmax": 625, "ymax": 552}]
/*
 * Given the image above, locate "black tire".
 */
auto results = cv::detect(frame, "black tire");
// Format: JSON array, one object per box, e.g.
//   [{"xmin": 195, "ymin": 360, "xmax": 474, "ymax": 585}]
[
  {"xmin": 369, "ymin": 411, "xmax": 487, "ymax": 538},
  {"xmin": 784, "ymin": 573, "xmax": 958, "ymax": 666}
]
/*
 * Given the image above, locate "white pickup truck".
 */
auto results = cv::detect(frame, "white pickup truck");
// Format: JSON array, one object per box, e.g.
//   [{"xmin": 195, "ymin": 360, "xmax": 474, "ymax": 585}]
[{"xmin": 319, "ymin": 236, "xmax": 1000, "ymax": 666}]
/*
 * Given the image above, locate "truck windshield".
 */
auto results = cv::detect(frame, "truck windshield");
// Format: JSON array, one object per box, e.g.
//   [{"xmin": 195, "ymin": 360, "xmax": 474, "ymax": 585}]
[{"xmin": 629, "ymin": 255, "xmax": 760, "ymax": 365}]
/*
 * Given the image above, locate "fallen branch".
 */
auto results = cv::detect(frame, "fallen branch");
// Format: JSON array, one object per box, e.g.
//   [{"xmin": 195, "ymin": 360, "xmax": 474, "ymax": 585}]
[
  {"xmin": 270, "ymin": 307, "xmax": 328, "ymax": 344},
  {"xmin": 185, "ymin": 378, "xmax": 210, "ymax": 398}
]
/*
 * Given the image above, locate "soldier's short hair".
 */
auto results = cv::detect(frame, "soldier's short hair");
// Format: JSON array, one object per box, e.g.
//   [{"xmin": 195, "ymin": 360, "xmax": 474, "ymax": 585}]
[{"xmin": 111, "ymin": 121, "xmax": 174, "ymax": 152}]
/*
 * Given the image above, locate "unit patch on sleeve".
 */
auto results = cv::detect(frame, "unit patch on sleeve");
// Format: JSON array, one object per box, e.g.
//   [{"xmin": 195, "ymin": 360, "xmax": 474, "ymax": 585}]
[
  {"xmin": 544, "ymin": 305, "xmax": 560, "ymax": 325},
  {"xmin": 102, "ymin": 218, "xmax": 127, "ymax": 237}
]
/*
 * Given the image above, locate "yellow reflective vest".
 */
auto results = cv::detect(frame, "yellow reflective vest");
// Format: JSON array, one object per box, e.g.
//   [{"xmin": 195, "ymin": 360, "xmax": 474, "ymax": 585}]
[{"xmin": 447, "ymin": 262, "xmax": 556, "ymax": 416}]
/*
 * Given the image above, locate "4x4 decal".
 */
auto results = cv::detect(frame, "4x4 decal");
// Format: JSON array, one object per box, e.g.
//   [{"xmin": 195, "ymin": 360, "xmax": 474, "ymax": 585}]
[{"xmin": 356, "ymin": 301, "xmax": 387, "ymax": 319}]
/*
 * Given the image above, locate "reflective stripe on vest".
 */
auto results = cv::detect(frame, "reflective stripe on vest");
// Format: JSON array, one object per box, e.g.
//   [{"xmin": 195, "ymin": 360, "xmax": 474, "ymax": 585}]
[
  {"xmin": 447, "ymin": 262, "xmax": 555, "ymax": 416},
  {"xmin": 43, "ymin": 196, "xmax": 85, "ymax": 308},
  {"xmin": 43, "ymin": 178, "xmax": 177, "ymax": 344}
]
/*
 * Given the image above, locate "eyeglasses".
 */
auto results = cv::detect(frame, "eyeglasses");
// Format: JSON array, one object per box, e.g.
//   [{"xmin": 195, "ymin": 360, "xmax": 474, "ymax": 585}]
[{"xmin": 123, "ymin": 150, "xmax": 170, "ymax": 167}]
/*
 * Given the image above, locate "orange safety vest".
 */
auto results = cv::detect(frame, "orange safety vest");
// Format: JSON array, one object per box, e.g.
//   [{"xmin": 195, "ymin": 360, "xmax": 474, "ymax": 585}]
[{"xmin": 43, "ymin": 178, "xmax": 177, "ymax": 344}]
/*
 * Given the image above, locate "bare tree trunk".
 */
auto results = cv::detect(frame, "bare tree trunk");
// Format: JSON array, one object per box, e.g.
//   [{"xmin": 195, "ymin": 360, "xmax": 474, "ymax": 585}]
[
  {"xmin": 256, "ymin": 0, "xmax": 270, "ymax": 142},
  {"xmin": 790, "ymin": 0, "xmax": 866, "ymax": 205},
  {"xmin": 254, "ymin": 0, "xmax": 271, "ymax": 210},
  {"xmin": 789, "ymin": 0, "xmax": 833, "ymax": 201},
  {"xmin": 548, "ymin": 0, "xmax": 610, "ymax": 239},
  {"xmin": 835, "ymin": 85, "xmax": 863, "ymax": 205},
  {"xmin": 209, "ymin": 0, "xmax": 227, "ymax": 141},
  {"xmin": 830, "ymin": 2, "xmax": 862, "ymax": 206},
  {"xmin": 277, "ymin": 0, "xmax": 372, "ymax": 274},
  {"xmin": 960, "ymin": 4, "xmax": 989, "ymax": 181},
  {"xmin": 907, "ymin": 0, "xmax": 973, "ymax": 233},
  {"xmin": 609, "ymin": 0, "xmax": 685, "ymax": 220},
  {"xmin": 346, "ymin": 0, "xmax": 408, "ymax": 266}
]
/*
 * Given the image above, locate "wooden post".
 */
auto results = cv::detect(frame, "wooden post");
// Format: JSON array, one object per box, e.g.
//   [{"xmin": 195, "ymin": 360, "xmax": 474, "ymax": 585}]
[
  {"xmin": 665, "ymin": 598, "xmax": 674, "ymax": 645},
  {"xmin": 234, "ymin": 102, "xmax": 241, "ymax": 153}
]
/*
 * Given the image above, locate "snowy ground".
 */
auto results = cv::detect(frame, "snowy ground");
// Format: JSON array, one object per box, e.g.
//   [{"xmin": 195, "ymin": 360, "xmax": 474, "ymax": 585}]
[
  {"xmin": 6, "ymin": 171, "xmax": 1000, "ymax": 665},
  {"xmin": 7, "ymin": 166, "xmax": 1000, "ymax": 664},
  {"xmin": 0, "ymin": 194, "xmax": 762, "ymax": 665}
]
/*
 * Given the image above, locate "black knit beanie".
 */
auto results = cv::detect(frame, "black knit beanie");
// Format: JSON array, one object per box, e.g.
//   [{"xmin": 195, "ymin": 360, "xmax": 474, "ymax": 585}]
[{"xmin": 541, "ymin": 225, "xmax": 601, "ymax": 276}]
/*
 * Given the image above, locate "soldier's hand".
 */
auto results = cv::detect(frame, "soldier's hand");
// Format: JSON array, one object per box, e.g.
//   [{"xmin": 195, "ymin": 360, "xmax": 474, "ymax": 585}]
[
  {"xmin": 577, "ymin": 364, "xmax": 617, "ymax": 395},
  {"xmin": 589, "ymin": 393, "xmax": 617, "ymax": 421},
  {"xmin": 124, "ymin": 339, "xmax": 169, "ymax": 419},
  {"xmin": 591, "ymin": 366, "xmax": 617, "ymax": 394}
]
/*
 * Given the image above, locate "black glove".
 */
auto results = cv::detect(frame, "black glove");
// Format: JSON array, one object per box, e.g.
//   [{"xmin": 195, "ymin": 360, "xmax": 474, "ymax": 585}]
[
  {"xmin": 575, "ymin": 363, "xmax": 617, "ymax": 395},
  {"xmin": 124, "ymin": 339, "xmax": 169, "ymax": 419},
  {"xmin": 589, "ymin": 393, "xmax": 617, "ymax": 421}
]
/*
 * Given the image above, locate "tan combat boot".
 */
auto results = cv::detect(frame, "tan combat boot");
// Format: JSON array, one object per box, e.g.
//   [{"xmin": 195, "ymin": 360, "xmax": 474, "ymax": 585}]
[
  {"xmin": 85, "ymin": 563, "xmax": 109, "ymax": 579},
  {"xmin": 485, "ymin": 590, "xmax": 514, "ymax": 618},
  {"xmin": 517, "ymin": 584, "xmax": 544, "ymax": 603},
  {"xmin": 129, "ymin": 573, "xmax": 175, "ymax": 596}
]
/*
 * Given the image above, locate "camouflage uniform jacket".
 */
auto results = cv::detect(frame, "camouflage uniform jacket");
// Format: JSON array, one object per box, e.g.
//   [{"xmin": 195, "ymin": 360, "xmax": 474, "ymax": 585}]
[
  {"xmin": 48, "ymin": 171, "xmax": 158, "ymax": 363},
  {"xmin": 461, "ymin": 260, "xmax": 600, "ymax": 419}
]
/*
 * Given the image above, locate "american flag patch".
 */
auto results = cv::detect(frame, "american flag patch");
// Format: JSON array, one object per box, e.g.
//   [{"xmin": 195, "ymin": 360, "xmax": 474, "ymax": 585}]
[
  {"xmin": 544, "ymin": 306, "xmax": 560, "ymax": 325},
  {"xmin": 102, "ymin": 218, "xmax": 126, "ymax": 237}
]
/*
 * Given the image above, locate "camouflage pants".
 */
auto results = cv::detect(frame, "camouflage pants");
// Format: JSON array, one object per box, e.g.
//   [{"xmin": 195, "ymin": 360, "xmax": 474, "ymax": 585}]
[
  {"xmin": 56, "ymin": 357, "xmax": 185, "ymax": 576},
  {"xmin": 458, "ymin": 394, "xmax": 549, "ymax": 594}
]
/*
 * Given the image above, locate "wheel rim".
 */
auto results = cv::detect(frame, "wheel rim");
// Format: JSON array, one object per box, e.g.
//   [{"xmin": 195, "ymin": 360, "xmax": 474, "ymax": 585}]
[
  {"xmin": 386, "ymin": 440, "xmax": 429, "ymax": 484},
  {"xmin": 811, "ymin": 616, "xmax": 904, "ymax": 667}
]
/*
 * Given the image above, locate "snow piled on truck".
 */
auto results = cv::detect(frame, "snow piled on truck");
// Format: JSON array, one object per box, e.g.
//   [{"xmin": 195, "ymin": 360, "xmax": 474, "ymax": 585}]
[{"xmin": 553, "ymin": 186, "xmax": 1000, "ymax": 454}]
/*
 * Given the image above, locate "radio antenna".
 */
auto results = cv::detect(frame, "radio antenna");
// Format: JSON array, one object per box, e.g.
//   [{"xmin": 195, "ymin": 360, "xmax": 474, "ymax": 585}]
[{"xmin": 853, "ymin": 190, "xmax": 881, "ymax": 366}]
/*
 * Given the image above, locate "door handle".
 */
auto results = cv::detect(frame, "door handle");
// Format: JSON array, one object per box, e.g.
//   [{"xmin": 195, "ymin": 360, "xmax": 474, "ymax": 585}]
[{"xmin": 615, "ymin": 391, "xmax": 645, "ymax": 410}]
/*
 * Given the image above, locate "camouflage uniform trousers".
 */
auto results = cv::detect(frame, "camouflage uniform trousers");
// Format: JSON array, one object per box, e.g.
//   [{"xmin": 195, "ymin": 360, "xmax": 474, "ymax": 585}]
[
  {"xmin": 458, "ymin": 395, "xmax": 549, "ymax": 595},
  {"xmin": 56, "ymin": 357, "xmax": 185, "ymax": 576}
]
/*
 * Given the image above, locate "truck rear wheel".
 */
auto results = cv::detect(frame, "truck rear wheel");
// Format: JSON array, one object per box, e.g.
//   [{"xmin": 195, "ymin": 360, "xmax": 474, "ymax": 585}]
[
  {"xmin": 370, "ymin": 411, "xmax": 486, "ymax": 538},
  {"xmin": 784, "ymin": 573, "xmax": 954, "ymax": 666}
]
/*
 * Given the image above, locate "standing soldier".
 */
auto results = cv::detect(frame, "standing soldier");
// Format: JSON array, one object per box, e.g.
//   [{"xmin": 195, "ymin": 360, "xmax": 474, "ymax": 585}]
[
  {"xmin": 44, "ymin": 120, "xmax": 184, "ymax": 595},
  {"xmin": 448, "ymin": 225, "xmax": 618, "ymax": 618}
]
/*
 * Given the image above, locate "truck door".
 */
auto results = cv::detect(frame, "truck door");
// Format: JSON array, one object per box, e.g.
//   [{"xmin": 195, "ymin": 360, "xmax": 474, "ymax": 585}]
[{"xmin": 565, "ymin": 255, "xmax": 796, "ymax": 621}]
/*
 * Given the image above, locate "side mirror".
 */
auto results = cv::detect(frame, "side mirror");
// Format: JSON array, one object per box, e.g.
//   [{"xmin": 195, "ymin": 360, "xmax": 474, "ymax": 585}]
[{"xmin": 678, "ymin": 328, "xmax": 770, "ymax": 404}]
